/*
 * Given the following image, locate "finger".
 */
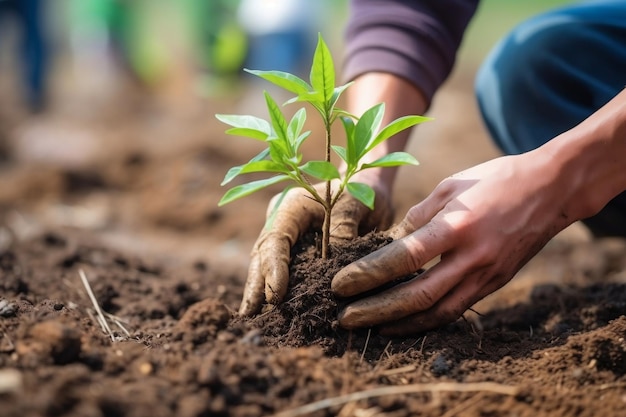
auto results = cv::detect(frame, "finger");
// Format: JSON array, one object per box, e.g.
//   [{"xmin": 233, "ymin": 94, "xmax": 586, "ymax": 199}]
[
  {"xmin": 337, "ymin": 254, "xmax": 465, "ymax": 329},
  {"xmin": 329, "ymin": 194, "xmax": 369, "ymax": 241},
  {"xmin": 239, "ymin": 248, "xmax": 265, "ymax": 316},
  {"xmin": 262, "ymin": 193, "xmax": 322, "ymax": 304},
  {"xmin": 379, "ymin": 269, "xmax": 507, "ymax": 336},
  {"xmin": 332, "ymin": 220, "xmax": 454, "ymax": 297},
  {"xmin": 261, "ymin": 231, "xmax": 293, "ymax": 304},
  {"xmin": 387, "ymin": 190, "xmax": 449, "ymax": 240}
]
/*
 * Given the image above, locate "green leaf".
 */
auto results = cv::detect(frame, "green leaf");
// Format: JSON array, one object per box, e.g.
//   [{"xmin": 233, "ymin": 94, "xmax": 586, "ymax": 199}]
[
  {"xmin": 287, "ymin": 91, "xmax": 325, "ymax": 115},
  {"xmin": 335, "ymin": 109, "xmax": 359, "ymax": 121},
  {"xmin": 244, "ymin": 69, "xmax": 311, "ymax": 95},
  {"xmin": 366, "ymin": 115, "xmax": 433, "ymax": 154},
  {"xmin": 361, "ymin": 152, "xmax": 419, "ymax": 169},
  {"xmin": 216, "ymin": 114, "xmax": 271, "ymax": 140},
  {"xmin": 221, "ymin": 148, "xmax": 270, "ymax": 185},
  {"xmin": 347, "ymin": 182, "xmax": 375, "ymax": 210},
  {"xmin": 219, "ymin": 175, "xmax": 290, "ymax": 206},
  {"xmin": 310, "ymin": 34, "xmax": 335, "ymax": 108},
  {"xmin": 267, "ymin": 137, "xmax": 290, "ymax": 162},
  {"xmin": 223, "ymin": 127, "xmax": 268, "ymax": 141},
  {"xmin": 294, "ymin": 131, "xmax": 311, "ymax": 153},
  {"xmin": 354, "ymin": 103, "xmax": 385, "ymax": 160},
  {"xmin": 341, "ymin": 116, "xmax": 356, "ymax": 162},
  {"xmin": 240, "ymin": 160, "xmax": 289, "ymax": 174},
  {"xmin": 287, "ymin": 108, "xmax": 306, "ymax": 145},
  {"xmin": 329, "ymin": 82, "xmax": 353, "ymax": 113},
  {"xmin": 222, "ymin": 160, "xmax": 288, "ymax": 187},
  {"xmin": 300, "ymin": 161, "xmax": 340, "ymax": 181},
  {"xmin": 264, "ymin": 186, "xmax": 294, "ymax": 230},
  {"xmin": 264, "ymin": 92, "xmax": 292, "ymax": 154},
  {"xmin": 331, "ymin": 145, "xmax": 348, "ymax": 163}
]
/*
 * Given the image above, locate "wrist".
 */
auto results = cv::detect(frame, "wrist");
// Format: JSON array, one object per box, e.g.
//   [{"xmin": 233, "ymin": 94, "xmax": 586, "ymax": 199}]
[{"xmin": 542, "ymin": 90, "xmax": 626, "ymax": 221}]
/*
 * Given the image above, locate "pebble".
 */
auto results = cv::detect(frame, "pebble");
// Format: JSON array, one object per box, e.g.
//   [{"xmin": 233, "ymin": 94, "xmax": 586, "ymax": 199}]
[
  {"xmin": 0, "ymin": 299, "xmax": 17, "ymax": 317},
  {"xmin": 0, "ymin": 369, "xmax": 23, "ymax": 394},
  {"xmin": 239, "ymin": 329, "xmax": 263, "ymax": 346},
  {"xmin": 138, "ymin": 362, "xmax": 153, "ymax": 375},
  {"xmin": 430, "ymin": 354, "xmax": 450, "ymax": 376}
]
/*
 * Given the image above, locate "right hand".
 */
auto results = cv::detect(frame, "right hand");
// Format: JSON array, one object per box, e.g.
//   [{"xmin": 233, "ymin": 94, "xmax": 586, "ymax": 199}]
[
  {"xmin": 239, "ymin": 179, "xmax": 394, "ymax": 316},
  {"xmin": 331, "ymin": 152, "xmax": 580, "ymax": 335}
]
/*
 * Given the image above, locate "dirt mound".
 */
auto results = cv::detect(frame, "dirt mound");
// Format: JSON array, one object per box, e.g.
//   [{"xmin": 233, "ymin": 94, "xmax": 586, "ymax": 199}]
[
  {"xmin": 250, "ymin": 232, "xmax": 394, "ymax": 355},
  {"xmin": 1, "ymin": 231, "xmax": 626, "ymax": 417}
]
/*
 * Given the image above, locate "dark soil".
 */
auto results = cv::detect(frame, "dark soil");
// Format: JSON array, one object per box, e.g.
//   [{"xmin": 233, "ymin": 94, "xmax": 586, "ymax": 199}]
[
  {"xmin": 252, "ymin": 231, "xmax": 396, "ymax": 356},
  {"xmin": 1, "ymin": 53, "xmax": 625, "ymax": 417},
  {"xmin": 1, "ymin": 229, "xmax": 626, "ymax": 417}
]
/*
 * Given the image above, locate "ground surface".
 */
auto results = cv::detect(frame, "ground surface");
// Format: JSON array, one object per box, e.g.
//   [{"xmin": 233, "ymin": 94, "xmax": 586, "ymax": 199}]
[{"xmin": 1, "ymin": 32, "xmax": 626, "ymax": 417}]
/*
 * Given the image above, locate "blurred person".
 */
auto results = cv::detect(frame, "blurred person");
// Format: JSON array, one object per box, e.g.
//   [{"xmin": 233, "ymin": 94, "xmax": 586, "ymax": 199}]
[
  {"xmin": 238, "ymin": 0, "xmax": 626, "ymax": 335},
  {"xmin": 0, "ymin": 0, "xmax": 49, "ymax": 112},
  {"xmin": 236, "ymin": 0, "xmax": 324, "ymax": 78},
  {"xmin": 67, "ymin": 0, "xmax": 161, "ymax": 90},
  {"xmin": 183, "ymin": 0, "xmax": 246, "ymax": 95}
]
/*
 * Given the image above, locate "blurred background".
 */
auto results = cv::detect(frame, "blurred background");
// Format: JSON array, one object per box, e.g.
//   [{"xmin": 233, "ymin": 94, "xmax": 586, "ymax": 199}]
[{"xmin": 0, "ymin": 0, "xmax": 575, "ymax": 271}]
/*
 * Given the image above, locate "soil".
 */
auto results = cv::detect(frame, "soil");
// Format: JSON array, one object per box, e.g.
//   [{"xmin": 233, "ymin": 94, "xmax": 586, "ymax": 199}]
[{"xmin": 1, "ymin": 57, "xmax": 626, "ymax": 417}]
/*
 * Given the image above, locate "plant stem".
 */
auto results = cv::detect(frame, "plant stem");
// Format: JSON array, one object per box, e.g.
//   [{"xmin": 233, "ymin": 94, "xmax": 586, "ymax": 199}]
[{"xmin": 322, "ymin": 118, "xmax": 332, "ymax": 259}]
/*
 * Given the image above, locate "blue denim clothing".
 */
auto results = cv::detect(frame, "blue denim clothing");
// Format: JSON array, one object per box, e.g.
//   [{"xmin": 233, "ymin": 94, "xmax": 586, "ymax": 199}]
[
  {"xmin": 475, "ymin": 0, "xmax": 626, "ymax": 236},
  {"xmin": 0, "ymin": 0, "xmax": 48, "ymax": 112}
]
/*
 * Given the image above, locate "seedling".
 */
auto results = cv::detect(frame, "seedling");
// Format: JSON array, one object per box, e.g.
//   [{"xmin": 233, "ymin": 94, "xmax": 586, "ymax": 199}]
[{"xmin": 217, "ymin": 34, "xmax": 431, "ymax": 259}]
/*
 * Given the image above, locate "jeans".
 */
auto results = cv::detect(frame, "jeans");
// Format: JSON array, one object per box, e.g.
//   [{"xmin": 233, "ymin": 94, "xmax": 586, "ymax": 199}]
[
  {"xmin": 244, "ymin": 30, "xmax": 315, "ymax": 79},
  {"xmin": 475, "ymin": 0, "xmax": 626, "ymax": 237},
  {"xmin": 0, "ymin": 0, "xmax": 48, "ymax": 112}
]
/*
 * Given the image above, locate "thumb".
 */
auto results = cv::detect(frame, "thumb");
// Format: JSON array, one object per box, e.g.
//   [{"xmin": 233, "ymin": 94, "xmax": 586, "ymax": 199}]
[
  {"xmin": 329, "ymin": 193, "xmax": 370, "ymax": 241},
  {"xmin": 333, "ymin": 196, "xmax": 451, "ymax": 298},
  {"xmin": 387, "ymin": 195, "xmax": 443, "ymax": 239}
]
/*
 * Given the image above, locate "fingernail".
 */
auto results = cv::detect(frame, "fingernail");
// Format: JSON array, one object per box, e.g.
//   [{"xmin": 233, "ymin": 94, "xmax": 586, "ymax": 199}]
[{"xmin": 337, "ymin": 305, "xmax": 366, "ymax": 329}]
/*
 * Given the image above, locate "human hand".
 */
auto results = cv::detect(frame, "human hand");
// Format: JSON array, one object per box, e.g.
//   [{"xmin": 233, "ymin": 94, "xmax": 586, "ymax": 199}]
[
  {"xmin": 239, "ymin": 179, "xmax": 394, "ymax": 316},
  {"xmin": 331, "ymin": 152, "xmax": 577, "ymax": 335}
]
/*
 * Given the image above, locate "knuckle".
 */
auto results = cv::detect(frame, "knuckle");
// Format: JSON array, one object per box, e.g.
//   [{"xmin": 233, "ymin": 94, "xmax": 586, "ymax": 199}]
[
  {"xmin": 409, "ymin": 287, "xmax": 436, "ymax": 310},
  {"xmin": 403, "ymin": 205, "xmax": 425, "ymax": 229},
  {"xmin": 471, "ymin": 243, "xmax": 498, "ymax": 268},
  {"xmin": 403, "ymin": 245, "xmax": 424, "ymax": 273},
  {"xmin": 401, "ymin": 226, "xmax": 436, "ymax": 272},
  {"xmin": 438, "ymin": 303, "xmax": 466, "ymax": 324},
  {"xmin": 433, "ymin": 177, "xmax": 456, "ymax": 199}
]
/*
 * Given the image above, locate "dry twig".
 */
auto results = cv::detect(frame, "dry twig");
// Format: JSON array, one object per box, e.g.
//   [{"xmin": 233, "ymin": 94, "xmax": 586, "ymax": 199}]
[
  {"xmin": 79, "ymin": 269, "xmax": 116, "ymax": 341},
  {"xmin": 379, "ymin": 365, "xmax": 417, "ymax": 377},
  {"xmin": 271, "ymin": 381, "xmax": 519, "ymax": 417},
  {"xmin": 360, "ymin": 328, "xmax": 372, "ymax": 364}
]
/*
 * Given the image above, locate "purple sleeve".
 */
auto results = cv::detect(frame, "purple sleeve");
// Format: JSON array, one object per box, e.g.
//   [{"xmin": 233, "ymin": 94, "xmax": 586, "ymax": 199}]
[{"xmin": 343, "ymin": 0, "xmax": 479, "ymax": 105}]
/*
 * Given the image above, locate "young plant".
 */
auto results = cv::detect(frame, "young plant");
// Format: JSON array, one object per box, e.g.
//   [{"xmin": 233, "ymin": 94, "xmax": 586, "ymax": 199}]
[{"xmin": 217, "ymin": 34, "xmax": 431, "ymax": 259}]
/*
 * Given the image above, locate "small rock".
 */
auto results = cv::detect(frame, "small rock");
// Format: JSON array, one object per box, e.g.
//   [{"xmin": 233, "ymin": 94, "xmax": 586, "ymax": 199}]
[
  {"xmin": 430, "ymin": 354, "xmax": 450, "ymax": 376},
  {"xmin": 138, "ymin": 362, "xmax": 153, "ymax": 375},
  {"xmin": 239, "ymin": 329, "xmax": 263, "ymax": 346},
  {"xmin": 0, "ymin": 368, "xmax": 22, "ymax": 394},
  {"xmin": 0, "ymin": 299, "xmax": 17, "ymax": 317}
]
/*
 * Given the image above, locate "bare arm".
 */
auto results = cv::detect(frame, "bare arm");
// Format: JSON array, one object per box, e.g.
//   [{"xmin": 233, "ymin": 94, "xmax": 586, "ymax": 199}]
[
  {"xmin": 332, "ymin": 88, "xmax": 626, "ymax": 335},
  {"xmin": 344, "ymin": 72, "xmax": 429, "ymax": 192}
]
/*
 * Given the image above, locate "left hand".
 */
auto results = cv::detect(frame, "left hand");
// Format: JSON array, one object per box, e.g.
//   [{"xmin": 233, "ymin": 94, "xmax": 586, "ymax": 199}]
[
  {"xmin": 331, "ymin": 152, "xmax": 577, "ymax": 335},
  {"xmin": 239, "ymin": 177, "xmax": 394, "ymax": 316}
]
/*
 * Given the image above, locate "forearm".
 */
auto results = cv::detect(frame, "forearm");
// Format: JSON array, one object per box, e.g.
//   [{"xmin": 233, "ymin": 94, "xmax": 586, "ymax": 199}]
[
  {"xmin": 542, "ymin": 88, "xmax": 626, "ymax": 222},
  {"xmin": 345, "ymin": 72, "xmax": 428, "ymax": 191},
  {"xmin": 344, "ymin": 0, "xmax": 479, "ymax": 105},
  {"xmin": 343, "ymin": 0, "xmax": 478, "ymax": 192}
]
